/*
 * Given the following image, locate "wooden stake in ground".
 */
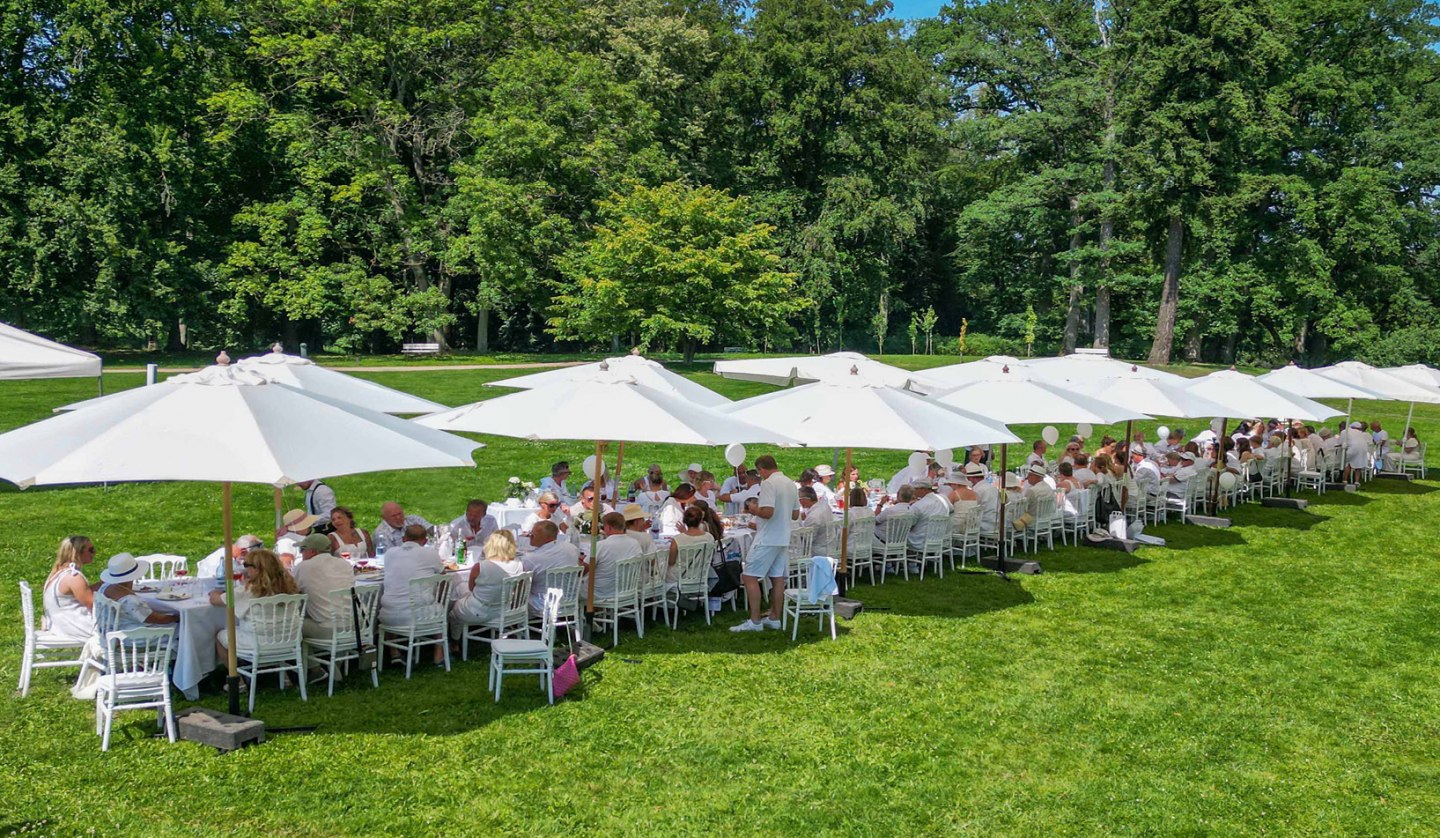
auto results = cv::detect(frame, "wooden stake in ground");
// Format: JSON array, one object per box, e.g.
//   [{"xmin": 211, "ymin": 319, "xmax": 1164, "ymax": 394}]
[
  {"xmin": 222, "ymin": 481, "xmax": 240, "ymax": 716},
  {"xmin": 585, "ymin": 440, "xmax": 605, "ymax": 617},
  {"xmin": 837, "ymin": 447, "xmax": 854, "ymax": 588}
]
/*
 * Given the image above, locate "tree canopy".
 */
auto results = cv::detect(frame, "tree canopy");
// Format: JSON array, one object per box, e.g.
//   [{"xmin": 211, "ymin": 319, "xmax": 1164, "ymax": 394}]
[{"xmin": 4, "ymin": 0, "xmax": 1439, "ymax": 365}]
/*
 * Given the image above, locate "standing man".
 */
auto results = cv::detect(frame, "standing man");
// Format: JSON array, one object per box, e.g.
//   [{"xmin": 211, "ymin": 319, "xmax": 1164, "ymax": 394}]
[
  {"xmin": 539, "ymin": 461, "xmax": 572, "ymax": 504},
  {"xmin": 732, "ymin": 455, "xmax": 797, "ymax": 633},
  {"xmin": 298, "ymin": 479, "xmax": 337, "ymax": 522}
]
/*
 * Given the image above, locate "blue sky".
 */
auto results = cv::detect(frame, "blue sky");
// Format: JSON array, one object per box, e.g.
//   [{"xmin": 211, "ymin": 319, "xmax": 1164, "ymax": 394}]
[{"xmin": 885, "ymin": 0, "xmax": 948, "ymax": 19}]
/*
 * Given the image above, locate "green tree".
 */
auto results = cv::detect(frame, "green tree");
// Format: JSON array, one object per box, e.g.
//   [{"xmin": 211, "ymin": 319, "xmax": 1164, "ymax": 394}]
[{"xmin": 550, "ymin": 181, "xmax": 803, "ymax": 361}]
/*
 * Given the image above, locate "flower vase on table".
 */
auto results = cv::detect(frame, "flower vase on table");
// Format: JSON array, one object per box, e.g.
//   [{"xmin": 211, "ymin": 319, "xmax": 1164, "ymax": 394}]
[{"xmin": 504, "ymin": 476, "xmax": 534, "ymax": 507}]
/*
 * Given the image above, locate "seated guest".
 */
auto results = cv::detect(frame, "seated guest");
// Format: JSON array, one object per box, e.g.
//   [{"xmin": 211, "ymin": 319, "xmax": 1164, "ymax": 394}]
[
  {"xmin": 963, "ymin": 446, "xmax": 990, "ymax": 477},
  {"xmin": 374, "ymin": 502, "xmax": 433, "ymax": 553},
  {"xmin": 449, "ymin": 530, "xmax": 525, "ymax": 635},
  {"xmin": 198, "ymin": 534, "xmax": 263, "ymax": 584},
  {"xmin": 585, "ymin": 511, "xmax": 643, "ymax": 603},
  {"xmin": 1024, "ymin": 440, "xmax": 1049, "ymax": 472},
  {"xmin": 293, "ymin": 533, "xmax": 354, "ymax": 641},
  {"xmin": 887, "ymin": 454, "xmax": 930, "ymax": 495},
  {"xmin": 719, "ymin": 468, "xmax": 759, "ymax": 514},
  {"xmin": 844, "ymin": 487, "xmax": 875, "ymax": 519},
  {"xmin": 1021, "ymin": 464, "xmax": 1053, "ymax": 509},
  {"xmin": 568, "ymin": 486, "xmax": 614, "ymax": 544},
  {"xmin": 1384, "ymin": 427, "xmax": 1422, "ymax": 471},
  {"xmin": 448, "ymin": 499, "xmax": 497, "ymax": 552},
  {"xmin": 906, "ymin": 479, "xmax": 951, "ymax": 551},
  {"xmin": 275, "ymin": 509, "xmax": 320, "ymax": 570},
  {"xmin": 1060, "ymin": 439, "xmax": 1082, "ymax": 466},
  {"xmin": 377, "ymin": 524, "xmax": 443, "ymax": 626},
  {"xmin": 1072, "ymin": 452, "xmax": 1098, "ymax": 487},
  {"xmin": 668, "ymin": 506, "xmax": 717, "ymax": 582},
  {"xmin": 718, "ymin": 463, "xmax": 749, "ymax": 513},
  {"xmin": 1130, "ymin": 446, "xmax": 1163, "ymax": 498},
  {"xmin": 677, "ymin": 463, "xmax": 702, "ymax": 488},
  {"xmin": 656, "ymin": 483, "xmax": 696, "ymax": 537},
  {"xmin": 695, "ymin": 470, "xmax": 720, "ymax": 509},
  {"xmin": 942, "ymin": 471, "xmax": 979, "ymax": 507},
  {"xmin": 813, "ymin": 465, "xmax": 837, "ymax": 506},
  {"xmin": 962, "ymin": 465, "xmax": 1000, "ymax": 533},
  {"xmin": 522, "ymin": 492, "xmax": 568, "ymax": 535},
  {"xmin": 1371, "ymin": 420, "xmax": 1389, "ymax": 464},
  {"xmin": 693, "ymin": 499, "xmax": 725, "ymax": 541},
  {"xmin": 327, "ymin": 506, "xmax": 373, "ymax": 558},
  {"xmin": 1096, "ymin": 436, "xmax": 1117, "ymax": 458},
  {"xmin": 520, "ymin": 521, "xmax": 581, "ymax": 616},
  {"xmin": 581, "ymin": 464, "xmax": 619, "ymax": 505},
  {"xmin": 210, "ymin": 549, "xmax": 296, "ymax": 655},
  {"xmin": 797, "ymin": 486, "xmax": 836, "ymax": 556},
  {"xmin": 1055, "ymin": 462, "xmax": 1082, "ymax": 492},
  {"xmin": 1163, "ymin": 452, "xmax": 1199, "ymax": 498},
  {"xmin": 72, "ymin": 553, "xmax": 179, "ymax": 700},
  {"xmin": 539, "ymin": 461, "xmax": 572, "ymax": 504},
  {"xmin": 875, "ymin": 484, "xmax": 916, "ymax": 540},
  {"xmin": 632, "ymin": 463, "xmax": 670, "ymax": 500},
  {"xmin": 43, "ymin": 535, "xmax": 99, "ymax": 642},
  {"xmin": 621, "ymin": 504, "xmax": 655, "ymax": 552}
]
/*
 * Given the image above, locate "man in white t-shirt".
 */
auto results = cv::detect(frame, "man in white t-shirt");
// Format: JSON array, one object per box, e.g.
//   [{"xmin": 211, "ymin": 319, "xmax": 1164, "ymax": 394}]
[
  {"xmin": 520, "ymin": 521, "xmax": 580, "ymax": 617},
  {"xmin": 587, "ymin": 512, "xmax": 643, "ymax": 603},
  {"xmin": 906, "ymin": 479, "xmax": 950, "ymax": 551},
  {"xmin": 378, "ymin": 524, "xmax": 445, "ymax": 665},
  {"xmin": 538, "ymin": 461, "xmax": 572, "ymax": 505},
  {"xmin": 448, "ymin": 499, "xmax": 498, "ymax": 552},
  {"xmin": 732, "ymin": 455, "xmax": 796, "ymax": 633},
  {"xmin": 292, "ymin": 533, "xmax": 355, "ymax": 642}
]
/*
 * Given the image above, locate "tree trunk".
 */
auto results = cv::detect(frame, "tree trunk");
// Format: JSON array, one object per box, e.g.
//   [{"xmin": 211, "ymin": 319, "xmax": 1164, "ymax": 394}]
[
  {"xmin": 1183, "ymin": 321, "xmax": 1203, "ymax": 362},
  {"xmin": 165, "ymin": 319, "xmax": 184, "ymax": 352},
  {"xmin": 1223, "ymin": 330, "xmax": 1238, "ymax": 364},
  {"xmin": 1093, "ymin": 81, "xmax": 1116, "ymax": 350},
  {"xmin": 476, "ymin": 306, "xmax": 489, "ymax": 352},
  {"xmin": 1062, "ymin": 196, "xmax": 1084, "ymax": 354},
  {"xmin": 282, "ymin": 319, "xmax": 299, "ymax": 353},
  {"xmin": 1147, "ymin": 213, "xmax": 1184, "ymax": 365}
]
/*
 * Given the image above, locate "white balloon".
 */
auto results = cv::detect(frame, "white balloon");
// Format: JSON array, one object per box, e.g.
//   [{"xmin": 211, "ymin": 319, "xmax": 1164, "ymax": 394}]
[
  {"xmin": 582, "ymin": 454, "xmax": 598, "ymax": 479},
  {"xmin": 908, "ymin": 451, "xmax": 928, "ymax": 471},
  {"xmin": 1156, "ymin": 425, "xmax": 1170, "ymax": 441},
  {"xmin": 1211, "ymin": 417, "xmax": 1224, "ymax": 434},
  {"xmin": 1076, "ymin": 422, "xmax": 1093, "ymax": 439},
  {"xmin": 724, "ymin": 443, "xmax": 747, "ymax": 467},
  {"xmin": 1042, "ymin": 426, "xmax": 1059, "ymax": 446},
  {"xmin": 935, "ymin": 448, "xmax": 955, "ymax": 468},
  {"xmin": 1218, "ymin": 471, "xmax": 1238, "ymax": 490}
]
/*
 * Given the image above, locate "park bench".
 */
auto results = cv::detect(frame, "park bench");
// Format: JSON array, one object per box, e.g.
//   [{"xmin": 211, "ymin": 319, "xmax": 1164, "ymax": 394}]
[{"xmin": 401, "ymin": 342, "xmax": 441, "ymax": 356}]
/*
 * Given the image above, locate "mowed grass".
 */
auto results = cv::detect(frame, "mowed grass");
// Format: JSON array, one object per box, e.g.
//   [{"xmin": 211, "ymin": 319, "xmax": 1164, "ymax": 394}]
[{"xmin": 1, "ymin": 363, "xmax": 1439, "ymax": 835}]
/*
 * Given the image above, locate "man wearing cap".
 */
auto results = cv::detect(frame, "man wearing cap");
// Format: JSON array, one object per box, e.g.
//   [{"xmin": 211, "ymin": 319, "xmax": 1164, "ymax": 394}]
[
  {"xmin": 374, "ymin": 502, "xmax": 433, "ymax": 552},
  {"xmin": 621, "ymin": 503, "xmax": 655, "ymax": 552},
  {"xmin": 731, "ymin": 454, "xmax": 796, "ymax": 633},
  {"xmin": 963, "ymin": 463, "xmax": 1000, "ymax": 533},
  {"xmin": 797, "ymin": 486, "xmax": 836, "ymax": 556},
  {"xmin": 520, "ymin": 520, "xmax": 581, "ymax": 617},
  {"xmin": 293, "ymin": 533, "xmax": 354, "ymax": 643},
  {"xmin": 448, "ymin": 499, "xmax": 498, "ymax": 552},
  {"xmin": 276, "ymin": 509, "xmax": 321, "ymax": 569},
  {"xmin": 906, "ymin": 478, "xmax": 950, "ymax": 552},
  {"xmin": 677, "ymin": 462, "xmax": 703, "ymax": 488},
  {"xmin": 1020, "ymin": 463, "xmax": 1055, "ymax": 519},
  {"xmin": 1130, "ymin": 445, "xmax": 1163, "ymax": 500},
  {"xmin": 1164, "ymin": 452, "xmax": 1198, "ymax": 499},
  {"xmin": 539, "ymin": 461, "xmax": 572, "ymax": 505},
  {"xmin": 874, "ymin": 484, "xmax": 915, "ymax": 541}
]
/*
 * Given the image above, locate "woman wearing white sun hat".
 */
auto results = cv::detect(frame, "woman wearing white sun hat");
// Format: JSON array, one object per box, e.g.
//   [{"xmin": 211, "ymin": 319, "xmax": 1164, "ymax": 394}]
[{"xmin": 71, "ymin": 553, "xmax": 178, "ymax": 700}]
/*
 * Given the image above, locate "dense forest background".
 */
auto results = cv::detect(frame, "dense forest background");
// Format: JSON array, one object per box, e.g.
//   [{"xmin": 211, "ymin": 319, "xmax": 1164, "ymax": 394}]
[{"xmin": 3, "ymin": 0, "xmax": 1438, "ymax": 364}]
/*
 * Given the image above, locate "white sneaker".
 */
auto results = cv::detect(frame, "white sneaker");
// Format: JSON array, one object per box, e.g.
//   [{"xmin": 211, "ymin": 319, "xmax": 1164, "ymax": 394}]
[
  {"xmin": 729, "ymin": 619, "xmax": 765, "ymax": 633},
  {"xmin": 761, "ymin": 617, "xmax": 783, "ymax": 630}
]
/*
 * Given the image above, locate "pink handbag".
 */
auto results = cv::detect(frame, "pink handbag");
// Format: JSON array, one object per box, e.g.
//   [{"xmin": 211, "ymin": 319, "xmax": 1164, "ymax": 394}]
[{"xmin": 552, "ymin": 654, "xmax": 581, "ymax": 699}]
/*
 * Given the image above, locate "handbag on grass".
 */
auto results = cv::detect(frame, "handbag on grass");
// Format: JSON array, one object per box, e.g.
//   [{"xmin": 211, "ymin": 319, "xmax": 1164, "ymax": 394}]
[{"xmin": 552, "ymin": 654, "xmax": 581, "ymax": 698}]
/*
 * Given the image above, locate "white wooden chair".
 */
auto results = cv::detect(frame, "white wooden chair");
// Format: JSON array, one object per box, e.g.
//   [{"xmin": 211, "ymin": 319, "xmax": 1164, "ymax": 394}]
[
  {"xmin": 136, "ymin": 555, "xmax": 188, "ymax": 581},
  {"xmin": 540, "ymin": 565, "xmax": 583, "ymax": 646},
  {"xmin": 786, "ymin": 526, "xmax": 816, "ymax": 563},
  {"xmin": 94, "ymin": 627, "xmax": 177, "ymax": 751},
  {"xmin": 639, "ymin": 550, "xmax": 673, "ymax": 630},
  {"xmin": 1025, "ymin": 494, "xmax": 1059, "ymax": 552},
  {"xmin": 17, "ymin": 580, "xmax": 88, "ymax": 697},
  {"xmin": 458, "ymin": 572, "xmax": 532, "ymax": 661},
  {"xmin": 490, "ymin": 589, "xmax": 562, "ymax": 704},
  {"xmin": 234, "ymin": 593, "xmax": 308, "ymax": 713},
  {"xmin": 1061, "ymin": 489, "xmax": 1093, "ymax": 546},
  {"xmin": 304, "ymin": 584, "xmax": 380, "ymax": 697},
  {"xmin": 947, "ymin": 505, "xmax": 981, "ymax": 569},
  {"xmin": 781, "ymin": 557, "xmax": 837, "ymax": 641},
  {"xmin": 844, "ymin": 516, "xmax": 878, "ymax": 584},
  {"xmin": 907, "ymin": 515, "xmax": 950, "ymax": 579},
  {"xmin": 876, "ymin": 513, "xmax": 914, "ymax": 581},
  {"xmin": 379, "ymin": 574, "xmax": 452, "ymax": 679},
  {"xmin": 670, "ymin": 541, "xmax": 716, "ymax": 626},
  {"xmin": 592, "ymin": 555, "xmax": 644, "ymax": 647}
]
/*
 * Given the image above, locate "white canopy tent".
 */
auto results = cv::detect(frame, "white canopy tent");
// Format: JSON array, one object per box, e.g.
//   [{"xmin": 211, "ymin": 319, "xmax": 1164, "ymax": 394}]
[
  {"xmin": 489, "ymin": 353, "xmax": 731, "ymax": 408},
  {"xmin": 713, "ymin": 351, "xmax": 941, "ymax": 392},
  {"xmin": 0, "ymin": 362, "xmax": 482, "ymax": 713},
  {"xmin": 915, "ymin": 355, "xmax": 1030, "ymax": 389},
  {"xmin": 1026, "ymin": 353, "xmax": 1187, "ymax": 386},
  {"xmin": 0, "ymin": 321, "xmax": 102, "ymax": 383}
]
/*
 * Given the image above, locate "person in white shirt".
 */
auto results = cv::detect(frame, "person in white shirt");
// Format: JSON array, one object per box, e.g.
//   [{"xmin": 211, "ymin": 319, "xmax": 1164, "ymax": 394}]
[
  {"xmin": 519, "ymin": 521, "xmax": 580, "ymax": 617},
  {"xmin": 1072, "ymin": 452, "xmax": 1099, "ymax": 487},
  {"xmin": 1020, "ymin": 464, "xmax": 1054, "ymax": 517},
  {"xmin": 906, "ymin": 479, "xmax": 950, "ymax": 551},
  {"xmin": 887, "ymin": 454, "xmax": 930, "ymax": 496},
  {"xmin": 292, "ymin": 533, "xmax": 355, "ymax": 641},
  {"xmin": 694, "ymin": 470, "xmax": 720, "ymax": 509},
  {"xmin": 71, "ymin": 553, "xmax": 180, "ymax": 700},
  {"xmin": 1131, "ymin": 446, "xmax": 1163, "ymax": 499},
  {"xmin": 374, "ymin": 502, "xmax": 433, "ymax": 552},
  {"xmin": 448, "ymin": 499, "xmax": 498, "ymax": 555},
  {"xmin": 586, "ymin": 512, "xmax": 643, "ymax": 603},
  {"xmin": 874, "ymin": 484, "xmax": 915, "ymax": 541},
  {"xmin": 1165, "ymin": 452, "xmax": 1198, "ymax": 498},
  {"xmin": 568, "ymin": 486, "xmax": 614, "ymax": 545},
  {"xmin": 1342, "ymin": 421, "xmax": 1372, "ymax": 482},
  {"xmin": 621, "ymin": 504, "xmax": 655, "ymax": 552},
  {"xmin": 298, "ymin": 479, "xmax": 338, "ymax": 522},
  {"xmin": 813, "ymin": 464, "xmax": 837, "ymax": 506},
  {"xmin": 450, "ymin": 530, "xmax": 525, "ymax": 634},
  {"xmin": 1384, "ymin": 427, "xmax": 1422, "ymax": 471},
  {"xmin": 676, "ymin": 462, "xmax": 702, "ymax": 488},
  {"xmin": 797, "ymin": 486, "xmax": 836, "ymax": 557},
  {"xmin": 720, "ymin": 468, "xmax": 760, "ymax": 514},
  {"xmin": 1024, "ymin": 440, "xmax": 1049, "ymax": 472},
  {"xmin": 731, "ymin": 455, "xmax": 796, "ymax": 633},
  {"xmin": 198, "ymin": 534, "xmax": 263, "ymax": 585},
  {"xmin": 656, "ymin": 484, "xmax": 696, "ymax": 537},
  {"xmin": 1370, "ymin": 421, "xmax": 1390, "ymax": 468},
  {"xmin": 42, "ymin": 536, "xmax": 98, "ymax": 642},
  {"xmin": 377, "ymin": 524, "xmax": 443, "ymax": 629},
  {"xmin": 538, "ymin": 461, "xmax": 572, "ymax": 504},
  {"xmin": 522, "ymin": 492, "xmax": 569, "ymax": 535}
]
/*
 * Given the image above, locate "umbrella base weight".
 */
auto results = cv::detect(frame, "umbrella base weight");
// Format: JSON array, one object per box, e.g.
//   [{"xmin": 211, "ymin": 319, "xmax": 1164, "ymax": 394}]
[
  {"xmin": 835, "ymin": 597, "xmax": 864, "ymax": 620},
  {"xmin": 1327, "ymin": 482, "xmax": 1358, "ymax": 492},
  {"xmin": 1261, "ymin": 497, "xmax": 1309, "ymax": 509},
  {"xmin": 1080, "ymin": 536, "xmax": 1141, "ymax": 554},
  {"xmin": 977, "ymin": 556, "xmax": 1043, "ymax": 574},
  {"xmin": 1375, "ymin": 471, "xmax": 1412, "ymax": 481},
  {"xmin": 556, "ymin": 640, "xmax": 606, "ymax": 672},
  {"xmin": 1187, "ymin": 515, "xmax": 1231, "ymax": 528},
  {"xmin": 176, "ymin": 707, "xmax": 265, "ymax": 752}
]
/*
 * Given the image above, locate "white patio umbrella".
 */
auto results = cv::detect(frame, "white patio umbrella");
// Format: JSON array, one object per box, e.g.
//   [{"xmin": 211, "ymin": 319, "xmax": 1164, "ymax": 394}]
[
  {"xmin": 1312, "ymin": 361, "xmax": 1440, "ymax": 447},
  {"xmin": 0, "ymin": 362, "xmax": 482, "ymax": 713},
  {"xmin": 1383, "ymin": 364, "xmax": 1440, "ymax": 389},
  {"xmin": 0, "ymin": 321, "xmax": 102, "ymax": 384},
  {"xmin": 1256, "ymin": 362, "xmax": 1383, "ymax": 400},
  {"xmin": 1027, "ymin": 353, "xmax": 1188, "ymax": 386},
  {"xmin": 722, "ymin": 369, "xmax": 1018, "ymax": 575},
  {"xmin": 713, "ymin": 351, "xmax": 941, "ymax": 392},
  {"xmin": 929, "ymin": 364, "xmax": 1149, "ymax": 556},
  {"xmin": 916, "ymin": 355, "xmax": 1031, "ymax": 389},
  {"xmin": 415, "ymin": 372, "xmax": 797, "ymax": 612},
  {"xmin": 489, "ymin": 353, "xmax": 731, "ymax": 408}
]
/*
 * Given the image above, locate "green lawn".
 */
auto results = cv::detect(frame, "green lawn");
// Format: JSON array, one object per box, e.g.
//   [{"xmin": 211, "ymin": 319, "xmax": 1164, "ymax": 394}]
[{"xmin": 2, "ymin": 362, "xmax": 1438, "ymax": 835}]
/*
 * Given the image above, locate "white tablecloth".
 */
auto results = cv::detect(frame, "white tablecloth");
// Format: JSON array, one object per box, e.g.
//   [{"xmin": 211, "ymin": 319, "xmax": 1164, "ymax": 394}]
[
  {"xmin": 493, "ymin": 503, "xmax": 538, "ymax": 529},
  {"xmin": 721, "ymin": 528, "xmax": 754, "ymax": 558},
  {"xmin": 135, "ymin": 580, "xmax": 225, "ymax": 701}
]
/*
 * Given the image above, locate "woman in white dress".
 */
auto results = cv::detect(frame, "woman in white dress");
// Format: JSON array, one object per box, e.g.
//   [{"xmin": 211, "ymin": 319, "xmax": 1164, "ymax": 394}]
[
  {"xmin": 1384, "ymin": 428, "xmax": 1422, "ymax": 471},
  {"xmin": 327, "ymin": 506, "xmax": 373, "ymax": 558},
  {"xmin": 667, "ymin": 506, "xmax": 716, "ymax": 583},
  {"xmin": 43, "ymin": 536, "xmax": 99, "ymax": 641},
  {"xmin": 450, "ymin": 530, "xmax": 525, "ymax": 630}
]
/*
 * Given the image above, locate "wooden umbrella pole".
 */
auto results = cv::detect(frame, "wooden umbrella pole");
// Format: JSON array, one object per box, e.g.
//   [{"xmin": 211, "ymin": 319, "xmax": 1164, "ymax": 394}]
[
  {"xmin": 612, "ymin": 442, "xmax": 625, "ymax": 505},
  {"xmin": 1211, "ymin": 417, "xmax": 1228, "ymax": 513},
  {"xmin": 1284, "ymin": 423, "xmax": 1295, "ymax": 497},
  {"xmin": 995, "ymin": 443, "xmax": 1009, "ymax": 576},
  {"xmin": 585, "ymin": 440, "xmax": 605, "ymax": 617},
  {"xmin": 221, "ymin": 481, "xmax": 241, "ymax": 716},
  {"xmin": 1121, "ymin": 419, "xmax": 1133, "ymax": 514},
  {"xmin": 273, "ymin": 485, "xmax": 283, "ymax": 534},
  {"xmin": 837, "ymin": 448, "xmax": 853, "ymax": 591}
]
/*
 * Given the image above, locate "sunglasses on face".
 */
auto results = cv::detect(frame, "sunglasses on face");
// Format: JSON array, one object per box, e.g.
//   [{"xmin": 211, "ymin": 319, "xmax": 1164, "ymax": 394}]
[{"xmin": 543, "ymin": 501, "xmax": 560, "ymax": 508}]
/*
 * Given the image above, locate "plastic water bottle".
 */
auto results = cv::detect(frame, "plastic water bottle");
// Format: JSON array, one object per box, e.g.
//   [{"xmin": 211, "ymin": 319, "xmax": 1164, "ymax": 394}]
[{"xmin": 376, "ymin": 540, "xmax": 386, "ymax": 563}]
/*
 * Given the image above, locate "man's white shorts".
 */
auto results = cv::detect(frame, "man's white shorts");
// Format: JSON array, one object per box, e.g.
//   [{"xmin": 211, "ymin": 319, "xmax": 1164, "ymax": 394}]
[{"xmin": 743, "ymin": 544, "xmax": 788, "ymax": 579}]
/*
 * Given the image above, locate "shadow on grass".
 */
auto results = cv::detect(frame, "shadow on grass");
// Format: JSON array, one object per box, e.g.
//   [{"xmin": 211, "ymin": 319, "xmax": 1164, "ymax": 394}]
[
  {"xmin": 1041, "ymin": 548, "xmax": 1150, "ymax": 574},
  {"xmin": 1142, "ymin": 525, "xmax": 1248, "ymax": 550}
]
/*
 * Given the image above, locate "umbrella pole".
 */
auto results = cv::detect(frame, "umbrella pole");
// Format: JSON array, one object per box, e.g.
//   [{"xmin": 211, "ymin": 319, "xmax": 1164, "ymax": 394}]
[
  {"xmin": 612, "ymin": 442, "xmax": 625, "ymax": 505},
  {"xmin": 1211, "ymin": 418, "xmax": 1228, "ymax": 512},
  {"xmin": 837, "ymin": 447, "xmax": 853, "ymax": 596},
  {"xmin": 1400, "ymin": 401, "xmax": 1415, "ymax": 468},
  {"xmin": 585, "ymin": 440, "xmax": 605, "ymax": 629},
  {"xmin": 1121, "ymin": 419, "xmax": 1133, "ymax": 516},
  {"xmin": 222, "ymin": 481, "xmax": 241, "ymax": 716},
  {"xmin": 1285, "ymin": 423, "xmax": 1295, "ymax": 497},
  {"xmin": 273, "ymin": 486, "xmax": 283, "ymax": 534},
  {"xmin": 995, "ymin": 444, "xmax": 1009, "ymax": 578}
]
